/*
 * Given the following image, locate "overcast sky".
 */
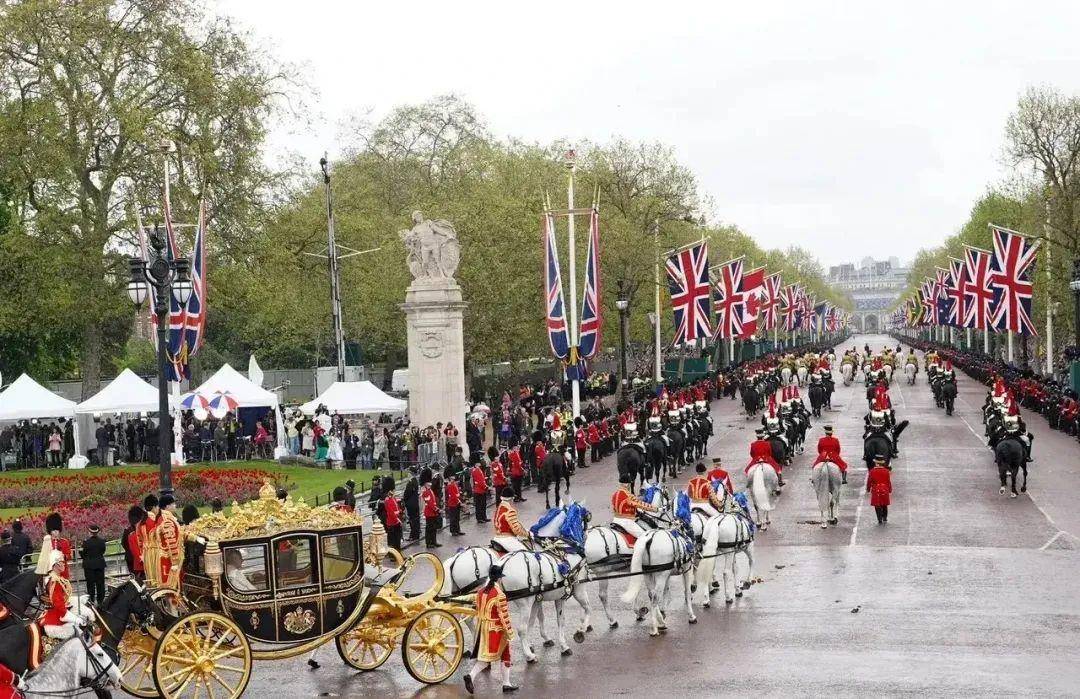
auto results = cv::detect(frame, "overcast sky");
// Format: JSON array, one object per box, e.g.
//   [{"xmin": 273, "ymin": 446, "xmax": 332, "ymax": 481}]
[{"xmin": 217, "ymin": 0, "xmax": 1080, "ymax": 266}]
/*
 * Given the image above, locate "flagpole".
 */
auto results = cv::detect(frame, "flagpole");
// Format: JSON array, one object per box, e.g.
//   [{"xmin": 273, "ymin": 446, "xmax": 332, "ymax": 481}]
[
  {"xmin": 565, "ymin": 152, "xmax": 581, "ymax": 419},
  {"xmin": 1007, "ymin": 331, "xmax": 1014, "ymax": 364},
  {"xmin": 966, "ymin": 327, "xmax": 971, "ymax": 350},
  {"xmin": 1045, "ymin": 203, "xmax": 1054, "ymax": 376},
  {"xmin": 162, "ymin": 145, "xmax": 185, "ymax": 470},
  {"xmin": 653, "ymin": 220, "xmax": 662, "ymax": 384},
  {"xmin": 983, "ymin": 328, "xmax": 989, "ymax": 355}
]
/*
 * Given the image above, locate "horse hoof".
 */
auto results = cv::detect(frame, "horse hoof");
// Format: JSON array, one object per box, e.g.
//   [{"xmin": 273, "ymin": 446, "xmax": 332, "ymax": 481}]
[
  {"xmin": 586, "ymin": 624, "xmax": 593, "ymax": 632},
  {"xmin": 742, "ymin": 581, "xmax": 751, "ymax": 590},
  {"xmin": 527, "ymin": 656, "xmax": 538, "ymax": 664},
  {"xmin": 573, "ymin": 631, "xmax": 585, "ymax": 643},
  {"xmin": 689, "ymin": 617, "xmax": 698, "ymax": 625},
  {"xmin": 638, "ymin": 607, "xmax": 649, "ymax": 617},
  {"xmin": 821, "ymin": 523, "xmax": 828, "ymax": 529},
  {"xmin": 999, "ymin": 487, "xmax": 1006, "ymax": 495},
  {"xmin": 543, "ymin": 639, "xmax": 555, "ymax": 648},
  {"xmin": 703, "ymin": 601, "xmax": 711, "ymax": 609},
  {"xmin": 635, "ymin": 614, "xmax": 645, "ymax": 623},
  {"xmin": 610, "ymin": 621, "xmax": 619, "ymax": 629},
  {"xmin": 725, "ymin": 598, "xmax": 734, "ymax": 605},
  {"xmin": 561, "ymin": 648, "xmax": 573, "ymax": 657},
  {"xmin": 1010, "ymin": 492, "xmax": 1018, "ymax": 499},
  {"xmin": 658, "ymin": 625, "xmax": 668, "ymax": 633},
  {"xmin": 1020, "ymin": 487, "xmax": 1027, "ymax": 493},
  {"xmin": 735, "ymin": 591, "xmax": 743, "ymax": 598},
  {"xmin": 649, "ymin": 630, "xmax": 660, "ymax": 637},
  {"xmin": 711, "ymin": 581, "xmax": 720, "ymax": 590}
]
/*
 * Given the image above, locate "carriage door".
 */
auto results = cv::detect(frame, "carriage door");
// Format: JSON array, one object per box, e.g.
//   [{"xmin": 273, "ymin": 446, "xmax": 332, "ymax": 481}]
[{"xmin": 272, "ymin": 534, "xmax": 323, "ymax": 641}]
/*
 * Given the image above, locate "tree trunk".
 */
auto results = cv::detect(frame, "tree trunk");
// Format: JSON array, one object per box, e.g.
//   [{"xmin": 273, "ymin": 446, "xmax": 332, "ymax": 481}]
[
  {"xmin": 381, "ymin": 345, "xmax": 399, "ymax": 391},
  {"xmin": 80, "ymin": 321, "xmax": 103, "ymax": 400}
]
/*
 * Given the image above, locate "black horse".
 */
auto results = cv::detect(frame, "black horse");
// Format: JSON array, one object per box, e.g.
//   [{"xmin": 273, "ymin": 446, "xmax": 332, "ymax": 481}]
[
  {"xmin": 863, "ymin": 431, "xmax": 892, "ymax": 468},
  {"xmin": 940, "ymin": 378, "xmax": 957, "ymax": 416},
  {"xmin": 740, "ymin": 382, "xmax": 760, "ymax": 419},
  {"xmin": 994, "ymin": 437, "xmax": 1028, "ymax": 497},
  {"xmin": 644, "ymin": 434, "xmax": 667, "ymax": 483},
  {"xmin": 0, "ymin": 571, "xmax": 43, "ymax": 629},
  {"xmin": 808, "ymin": 382, "xmax": 827, "ymax": 418},
  {"xmin": 616, "ymin": 443, "xmax": 648, "ymax": 493},
  {"xmin": 665, "ymin": 426, "xmax": 686, "ymax": 477}
]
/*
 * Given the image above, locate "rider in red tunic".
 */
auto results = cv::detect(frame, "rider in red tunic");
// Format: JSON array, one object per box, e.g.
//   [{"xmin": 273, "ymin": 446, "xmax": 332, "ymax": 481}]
[
  {"xmin": 706, "ymin": 457, "xmax": 733, "ymax": 494},
  {"xmin": 687, "ymin": 463, "xmax": 723, "ymax": 517},
  {"xmin": 813, "ymin": 425, "xmax": 848, "ymax": 483},
  {"xmin": 745, "ymin": 429, "xmax": 782, "ymax": 475}
]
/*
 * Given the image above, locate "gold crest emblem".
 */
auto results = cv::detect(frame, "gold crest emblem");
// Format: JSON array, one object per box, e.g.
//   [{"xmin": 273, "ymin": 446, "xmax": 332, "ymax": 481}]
[
  {"xmin": 283, "ymin": 606, "xmax": 316, "ymax": 635},
  {"xmin": 250, "ymin": 611, "xmax": 259, "ymax": 630}
]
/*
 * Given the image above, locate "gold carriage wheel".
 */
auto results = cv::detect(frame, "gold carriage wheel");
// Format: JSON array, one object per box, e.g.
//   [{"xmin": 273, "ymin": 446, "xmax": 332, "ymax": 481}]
[
  {"xmin": 149, "ymin": 588, "xmax": 189, "ymax": 638},
  {"xmin": 119, "ymin": 627, "xmax": 161, "ymax": 698},
  {"xmin": 401, "ymin": 608, "xmax": 464, "ymax": 685},
  {"xmin": 334, "ymin": 616, "xmax": 401, "ymax": 671},
  {"xmin": 151, "ymin": 612, "xmax": 252, "ymax": 699}
]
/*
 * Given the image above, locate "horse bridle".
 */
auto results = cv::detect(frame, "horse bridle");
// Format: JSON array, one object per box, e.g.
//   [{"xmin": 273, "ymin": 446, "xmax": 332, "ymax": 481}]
[{"xmin": 19, "ymin": 630, "xmax": 118, "ymax": 698}]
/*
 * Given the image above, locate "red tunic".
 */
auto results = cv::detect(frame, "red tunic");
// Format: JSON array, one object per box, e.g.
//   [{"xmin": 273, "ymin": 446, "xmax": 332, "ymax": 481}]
[
  {"xmin": 491, "ymin": 461, "xmax": 507, "ymax": 488},
  {"xmin": 53, "ymin": 538, "xmax": 72, "ymax": 580},
  {"xmin": 445, "ymin": 480, "xmax": 461, "ymax": 508},
  {"xmin": 575, "ymin": 428, "xmax": 587, "ymax": 450},
  {"xmin": 471, "ymin": 465, "xmax": 488, "ymax": 495},
  {"xmin": 476, "ymin": 585, "xmax": 513, "ymax": 663},
  {"xmin": 686, "ymin": 476, "xmax": 712, "ymax": 502},
  {"xmin": 813, "ymin": 435, "xmax": 848, "ymax": 472},
  {"xmin": 745, "ymin": 439, "xmax": 782, "ymax": 474},
  {"xmin": 127, "ymin": 529, "xmax": 144, "ymax": 573},
  {"xmin": 587, "ymin": 424, "xmax": 600, "ymax": 445},
  {"xmin": 493, "ymin": 502, "xmax": 526, "ymax": 537},
  {"xmin": 706, "ymin": 468, "xmax": 733, "ymax": 494},
  {"xmin": 41, "ymin": 575, "xmax": 71, "ymax": 627},
  {"xmin": 612, "ymin": 488, "xmax": 651, "ymax": 518},
  {"xmin": 508, "ymin": 449, "xmax": 524, "ymax": 478},
  {"xmin": 422, "ymin": 487, "xmax": 438, "ymax": 519},
  {"xmin": 867, "ymin": 466, "xmax": 892, "ymax": 506},
  {"xmin": 383, "ymin": 495, "xmax": 401, "ymax": 527},
  {"xmin": 533, "ymin": 442, "xmax": 547, "ymax": 466}
]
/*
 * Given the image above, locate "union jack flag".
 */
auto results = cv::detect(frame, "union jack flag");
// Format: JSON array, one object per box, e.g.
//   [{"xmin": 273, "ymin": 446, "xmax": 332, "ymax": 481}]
[
  {"xmin": 711, "ymin": 257, "xmax": 745, "ymax": 340},
  {"xmin": 183, "ymin": 201, "xmax": 208, "ymax": 363},
  {"xmin": 666, "ymin": 241, "xmax": 711, "ymax": 344},
  {"xmin": 780, "ymin": 284, "xmax": 799, "ymax": 332},
  {"xmin": 761, "ymin": 273, "xmax": 782, "ymax": 331},
  {"xmin": 162, "ymin": 191, "xmax": 188, "ymax": 381},
  {"xmin": 577, "ymin": 208, "xmax": 602, "ymax": 359},
  {"xmin": 945, "ymin": 258, "xmax": 967, "ymax": 327},
  {"xmin": 920, "ymin": 278, "xmax": 937, "ymax": 326},
  {"xmin": 988, "ymin": 225, "xmax": 1040, "ymax": 336},
  {"xmin": 963, "ymin": 245, "xmax": 994, "ymax": 330},
  {"xmin": 799, "ymin": 290, "xmax": 815, "ymax": 331},
  {"xmin": 934, "ymin": 267, "xmax": 951, "ymax": 326},
  {"xmin": 543, "ymin": 212, "xmax": 571, "ymax": 360}
]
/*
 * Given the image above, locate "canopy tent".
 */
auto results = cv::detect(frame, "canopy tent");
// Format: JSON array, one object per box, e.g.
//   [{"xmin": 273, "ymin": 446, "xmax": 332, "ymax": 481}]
[
  {"xmin": 75, "ymin": 368, "xmax": 162, "ymax": 415},
  {"xmin": 189, "ymin": 364, "xmax": 285, "ymax": 454},
  {"xmin": 0, "ymin": 374, "xmax": 76, "ymax": 421},
  {"xmin": 299, "ymin": 381, "xmax": 407, "ymax": 416}
]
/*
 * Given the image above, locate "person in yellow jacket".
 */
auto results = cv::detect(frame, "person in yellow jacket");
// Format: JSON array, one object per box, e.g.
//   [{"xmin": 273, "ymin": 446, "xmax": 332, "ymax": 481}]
[{"xmin": 464, "ymin": 564, "xmax": 517, "ymax": 694}]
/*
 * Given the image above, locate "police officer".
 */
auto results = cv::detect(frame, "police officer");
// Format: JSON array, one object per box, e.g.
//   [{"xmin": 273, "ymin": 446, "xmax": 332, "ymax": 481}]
[{"xmin": 80, "ymin": 524, "xmax": 107, "ymax": 606}]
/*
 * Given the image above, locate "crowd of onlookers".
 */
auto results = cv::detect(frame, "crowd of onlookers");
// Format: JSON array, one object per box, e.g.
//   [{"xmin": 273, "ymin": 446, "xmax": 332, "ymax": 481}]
[{"xmin": 0, "ymin": 419, "xmax": 76, "ymax": 469}]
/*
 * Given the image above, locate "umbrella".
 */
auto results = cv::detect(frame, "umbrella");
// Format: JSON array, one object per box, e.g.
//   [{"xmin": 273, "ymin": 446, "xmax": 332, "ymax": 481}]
[
  {"xmin": 179, "ymin": 392, "xmax": 210, "ymax": 411},
  {"xmin": 208, "ymin": 391, "xmax": 240, "ymax": 419}
]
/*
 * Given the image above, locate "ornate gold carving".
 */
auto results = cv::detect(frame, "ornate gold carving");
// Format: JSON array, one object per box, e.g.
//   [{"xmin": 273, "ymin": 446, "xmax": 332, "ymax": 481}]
[
  {"xmin": 283, "ymin": 606, "xmax": 316, "ymax": 636},
  {"xmin": 185, "ymin": 480, "xmax": 362, "ymax": 543},
  {"xmin": 336, "ymin": 599, "xmax": 345, "ymax": 617},
  {"xmin": 249, "ymin": 611, "xmax": 259, "ymax": 630}
]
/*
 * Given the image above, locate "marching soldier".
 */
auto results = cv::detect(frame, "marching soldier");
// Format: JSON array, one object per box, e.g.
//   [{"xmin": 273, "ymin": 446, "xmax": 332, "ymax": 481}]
[
  {"xmin": 464, "ymin": 564, "xmax": 517, "ymax": 694},
  {"xmin": 867, "ymin": 456, "xmax": 893, "ymax": 524},
  {"xmin": 687, "ymin": 462, "xmax": 723, "ymax": 518},
  {"xmin": 813, "ymin": 425, "xmax": 849, "ymax": 484}
]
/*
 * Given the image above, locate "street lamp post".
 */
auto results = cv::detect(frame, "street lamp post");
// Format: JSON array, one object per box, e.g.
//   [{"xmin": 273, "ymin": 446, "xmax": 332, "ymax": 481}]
[
  {"xmin": 616, "ymin": 295, "xmax": 630, "ymax": 404},
  {"xmin": 1071, "ymin": 258, "xmax": 1080, "ymax": 348},
  {"xmin": 128, "ymin": 226, "xmax": 193, "ymax": 496}
]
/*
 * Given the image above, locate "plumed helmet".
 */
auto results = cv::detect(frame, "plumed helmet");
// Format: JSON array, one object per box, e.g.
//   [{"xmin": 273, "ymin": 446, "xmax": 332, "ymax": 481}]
[{"xmin": 45, "ymin": 512, "xmax": 62, "ymax": 533}]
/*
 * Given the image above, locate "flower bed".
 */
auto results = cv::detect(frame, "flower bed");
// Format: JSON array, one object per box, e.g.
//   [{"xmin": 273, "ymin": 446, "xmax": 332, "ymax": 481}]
[
  {"xmin": 0, "ymin": 468, "xmax": 273, "ymax": 510},
  {"xmin": 0, "ymin": 468, "xmax": 283, "ymax": 546}
]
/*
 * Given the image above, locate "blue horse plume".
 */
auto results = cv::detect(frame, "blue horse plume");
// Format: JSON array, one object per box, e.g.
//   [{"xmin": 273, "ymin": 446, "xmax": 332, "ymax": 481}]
[
  {"xmin": 530, "ymin": 507, "xmax": 562, "ymax": 536},
  {"xmin": 675, "ymin": 491, "xmax": 691, "ymax": 526},
  {"xmin": 559, "ymin": 502, "xmax": 588, "ymax": 544}
]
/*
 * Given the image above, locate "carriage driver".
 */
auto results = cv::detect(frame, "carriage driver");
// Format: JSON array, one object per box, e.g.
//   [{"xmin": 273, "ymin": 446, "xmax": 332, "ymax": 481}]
[
  {"xmin": 492, "ymin": 490, "xmax": 530, "ymax": 554},
  {"xmin": 611, "ymin": 473, "xmax": 657, "ymax": 541},
  {"xmin": 687, "ymin": 463, "xmax": 724, "ymax": 518},
  {"xmin": 813, "ymin": 425, "xmax": 848, "ymax": 484},
  {"xmin": 41, "ymin": 550, "xmax": 83, "ymax": 640}
]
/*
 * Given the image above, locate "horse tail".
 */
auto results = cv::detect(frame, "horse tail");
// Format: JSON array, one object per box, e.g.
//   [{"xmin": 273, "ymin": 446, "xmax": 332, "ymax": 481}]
[
  {"xmin": 620, "ymin": 536, "xmax": 648, "ymax": 604},
  {"xmin": 751, "ymin": 466, "xmax": 770, "ymax": 513}
]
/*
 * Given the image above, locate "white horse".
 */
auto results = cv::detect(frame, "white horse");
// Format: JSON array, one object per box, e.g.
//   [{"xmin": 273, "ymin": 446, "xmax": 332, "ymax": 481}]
[
  {"xmin": 811, "ymin": 461, "xmax": 843, "ymax": 527},
  {"xmin": 796, "ymin": 365, "xmax": 809, "ymax": 386},
  {"xmin": 583, "ymin": 486, "xmax": 672, "ymax": 628},
  {"xmin": 25, "ymin": 635, "xmax": 121, "ymax": 698},
  {"xmin": 841, "ymin": 363, "xmax": 854, "ymax": 386},
  {"xmin": 883, "ymin": 364, "xmax": 894, "ymax": 384},
  {"xmin": 693, "ymin": 511, "xmax": 755, "ymax": 606},
  {"xmin": 905, "ymin": 362, "xmax": 917, "ymax": 385},
  {"xmin": 443, "ymin": 523, "xmax": 593, "ymax": 663},
  {"xmin": 827, "ymin": 351, "xmax": 836, "ymax": 366},
  {"xmin": 747, "ymin": 462, "xmax": 779, "ymax": 531},
  {"xmin": 620, "ymin": 526, "xmax": 697, "ymax": 636},
  {"xmin": 780, "ymin": 366, "xmax": 793, "ymax": 385}
]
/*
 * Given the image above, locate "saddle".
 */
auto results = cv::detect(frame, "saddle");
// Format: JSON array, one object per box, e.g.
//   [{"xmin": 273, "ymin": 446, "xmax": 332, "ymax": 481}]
[{"xmin": 608, "ymin": 522, "xmax": 637, "ymax": 547}]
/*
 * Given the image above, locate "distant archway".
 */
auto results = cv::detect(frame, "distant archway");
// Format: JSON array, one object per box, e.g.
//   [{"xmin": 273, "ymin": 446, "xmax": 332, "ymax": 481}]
[{"xmin": 863, "ymin": 314, "xmax": 879, "ymax": 333}]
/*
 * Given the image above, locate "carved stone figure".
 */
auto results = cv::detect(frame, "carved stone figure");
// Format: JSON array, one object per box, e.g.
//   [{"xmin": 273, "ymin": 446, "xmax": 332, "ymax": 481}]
[{"xmin": 399, "ymin": 211, "xmax": 461, "ymax": 281}]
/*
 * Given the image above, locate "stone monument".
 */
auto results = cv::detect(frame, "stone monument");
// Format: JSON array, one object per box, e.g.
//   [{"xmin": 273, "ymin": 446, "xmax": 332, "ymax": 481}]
[{"xmin": 399, "ymin": 211, "xmax": 469, "ymax": 451}]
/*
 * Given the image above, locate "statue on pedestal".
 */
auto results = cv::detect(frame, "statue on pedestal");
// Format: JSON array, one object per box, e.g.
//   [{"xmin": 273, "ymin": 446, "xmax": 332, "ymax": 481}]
[{"xmin": 400, "ymin": 210, "xmax": 461, "ymax": 281}]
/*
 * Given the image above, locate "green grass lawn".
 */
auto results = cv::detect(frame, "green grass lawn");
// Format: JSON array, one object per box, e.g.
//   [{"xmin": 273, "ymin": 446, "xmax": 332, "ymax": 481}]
[{"xmin": 0, "ymin": 461, "xmax": 398, "ymax": 520}]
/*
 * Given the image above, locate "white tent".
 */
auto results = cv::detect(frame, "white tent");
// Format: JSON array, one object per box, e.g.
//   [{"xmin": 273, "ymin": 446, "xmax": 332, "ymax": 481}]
[
  {"xmin": 0, "ymin": 374, "xmax": 76, "ymax": 421},
  {"xmin": 75, "ymin": 368, "xmax": 161, "ymax": 415},
  {"xmin": 190, "ymin": 364, "xmax": 286, "ymax": 454},
  {"xmin": 300, "ymin": 381, "xmax": 407, "ymax": 416}
]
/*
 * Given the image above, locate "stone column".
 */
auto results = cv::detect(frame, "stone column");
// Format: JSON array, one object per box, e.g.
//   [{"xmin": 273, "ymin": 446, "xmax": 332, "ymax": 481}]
[{"xmin": 401, "ymin": 279, "xmax": 469, "ymax": 440}]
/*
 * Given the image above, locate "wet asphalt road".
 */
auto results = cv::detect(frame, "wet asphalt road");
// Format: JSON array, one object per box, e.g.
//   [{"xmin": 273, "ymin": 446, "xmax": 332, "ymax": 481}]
[{"xmin": 246, "ymin": 335, "xmax": 1080, "ymax": 698}]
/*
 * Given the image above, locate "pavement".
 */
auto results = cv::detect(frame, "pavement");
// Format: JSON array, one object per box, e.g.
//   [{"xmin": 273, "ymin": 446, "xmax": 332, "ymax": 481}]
[{"xmin": 244, "ymin": 334, "xmax": 1080, "ymax": 698}]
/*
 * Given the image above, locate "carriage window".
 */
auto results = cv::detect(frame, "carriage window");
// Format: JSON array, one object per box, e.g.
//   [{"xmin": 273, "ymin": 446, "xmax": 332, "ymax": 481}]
[
  {"xmin": 224, "ymin": 545, "xmax": 268, "ymax": 592},
  {"xmin": 274, "ymin": 536, "xmax": 314, "ymax": 588},
  {"xmin": 321, "ymin": 533, "xmax": 359, "ymax": 582}
]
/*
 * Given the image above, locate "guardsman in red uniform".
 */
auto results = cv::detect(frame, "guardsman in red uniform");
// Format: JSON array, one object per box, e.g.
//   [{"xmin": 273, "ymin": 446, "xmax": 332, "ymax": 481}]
[
  {"xmin": 686, "ymin": 462, "xmax": 723, "ymax": 518},
  {"xmin": 41, "ymin": 549, "xmax": 79, "ymax": 639},
  {"xmin": 587, "ymin": 422, "xmax": 601, "ymax": 463},
  {"xmin": 445, "ymin": 477, "xmax": 463, "ymax": 536},
  {"xmin": 813, "ymin": 425, "xmax": 849, "ymax": 483},
  {"xmin": 746, "ymin": 429, "xmax": 783, "ymax": 484},
  {"xmin": 867, "ymin": 456, "xmax": 893, "ymax": 524},
  {"xmin": 611, "ymin": 474, "xmax": 657, "ymax": 541},
  {"xmin": 508, "ymin": 447, "xmax": 526, "ymax": 502},
  {"xmin": 574, "ymin": 423, "xmax": 588, "ymax": 471},
  {"xmin": 156, "ymin": 494, "xmax": 184, "ymax": 591},
  {"xmin": 471, "ymin": 461, "xmax": 490, "ymax": 523},
  {"xmin": 464, "ymin": 564, "xmax": 517, "ymax": 694},
  {"xmin": 382, "ymin": 477, "xmax": 403, "ymax": 551},
  {"xmin": 491, "ymin": 457, "xmax": 508, "ymax": 506},
  {"xmin": 706, "ymin": 457, "xmax": 733, "ymax": 494},
  {"xmin": 35, "ymin": 512, "xmax": 72, "ymax": 581},
  {"xmin": 421, "ymin": 476, "xmax": 441, "ymax": 549},
  {"xmin": 532, "ymin": 441, "xmax": 547, "ymax": 490},
  {"xmin": 491, "ymin": 492, "xmax": 529, "ymax": 554},
  {"xmin": 136, "ymin": 495, "xmax": 160, "ymax": 585}
]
